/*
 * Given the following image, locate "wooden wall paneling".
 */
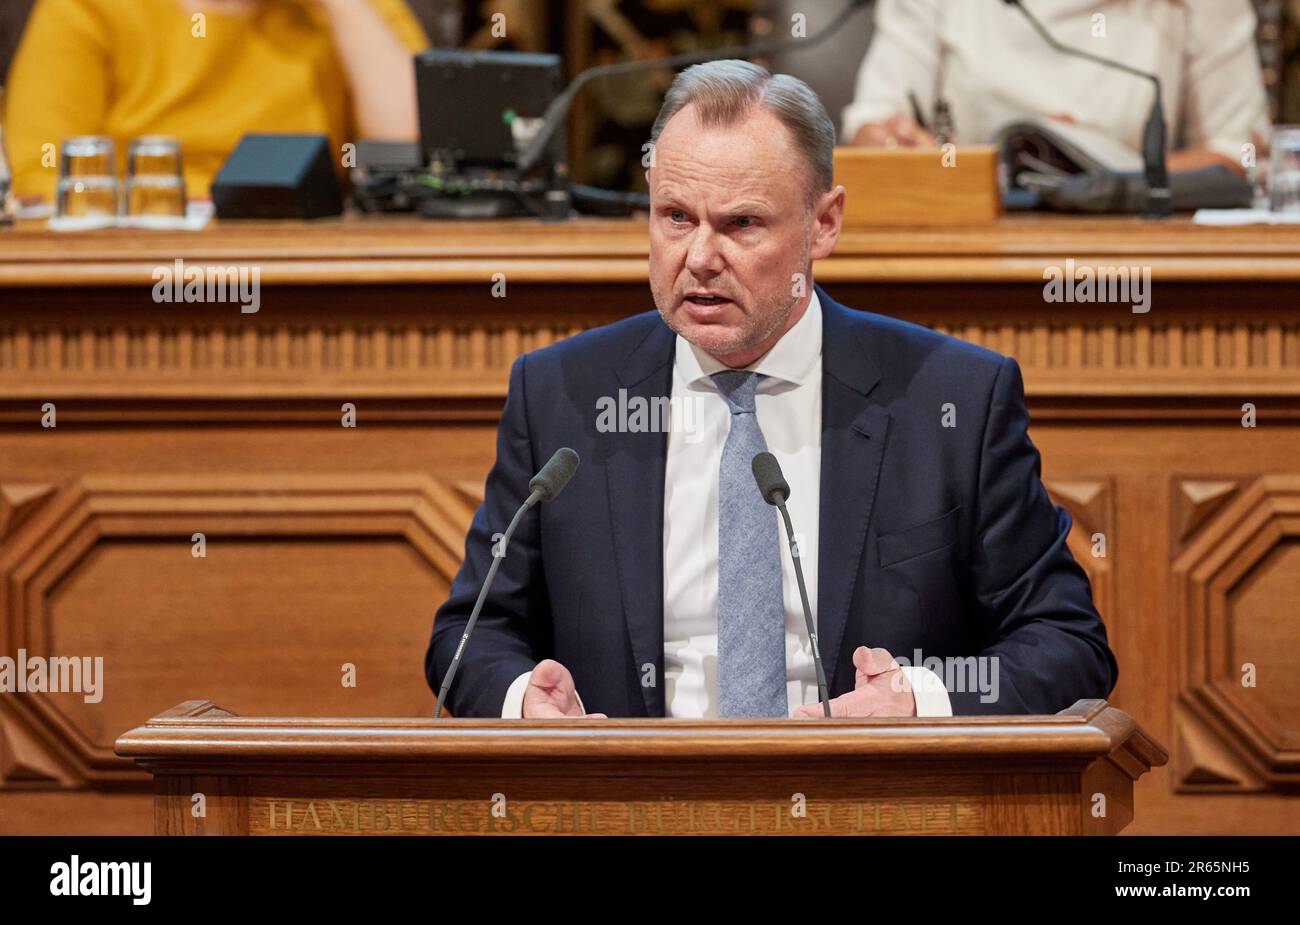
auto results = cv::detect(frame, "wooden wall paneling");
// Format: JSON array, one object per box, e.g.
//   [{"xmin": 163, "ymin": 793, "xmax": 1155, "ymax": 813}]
[{"xmin": 0, "ymin": 217, "xmax": 1298, "ymax": 834}]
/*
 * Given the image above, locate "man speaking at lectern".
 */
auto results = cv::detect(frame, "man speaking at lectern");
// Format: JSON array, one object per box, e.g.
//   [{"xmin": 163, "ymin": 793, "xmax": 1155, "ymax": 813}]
[{"xmin": 425, "ymin": 60, "xmax": 1117, "ymax": 720}]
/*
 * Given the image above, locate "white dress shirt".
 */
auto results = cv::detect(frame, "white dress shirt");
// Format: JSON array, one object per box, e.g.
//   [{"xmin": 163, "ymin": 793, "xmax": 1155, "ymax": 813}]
[
  {"xmin": 841, "ymin": 0, "xmax": 1269, "ymax": 164},
  {"xmin": 502, "ymin": 291, "xmax": 952, "ymax": 717}
]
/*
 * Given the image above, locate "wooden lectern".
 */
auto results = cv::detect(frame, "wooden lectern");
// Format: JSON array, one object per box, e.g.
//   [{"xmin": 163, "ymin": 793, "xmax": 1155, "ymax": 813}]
[{"xmin": 116, "ymin": 699, "xmax": 1165, "ymax": 835}]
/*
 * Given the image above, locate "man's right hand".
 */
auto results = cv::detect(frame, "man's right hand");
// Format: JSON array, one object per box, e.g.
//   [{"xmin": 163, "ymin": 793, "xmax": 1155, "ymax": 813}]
[{"xmin": 521, "ymin": 659, "xmax": 607, "ymax": 718}]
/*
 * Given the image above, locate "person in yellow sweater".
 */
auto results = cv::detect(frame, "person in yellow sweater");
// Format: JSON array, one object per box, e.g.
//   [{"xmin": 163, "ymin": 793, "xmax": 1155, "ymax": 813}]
[{"xmin": 3, "ymin": 0, "xmax": 430, "ymax": 203}]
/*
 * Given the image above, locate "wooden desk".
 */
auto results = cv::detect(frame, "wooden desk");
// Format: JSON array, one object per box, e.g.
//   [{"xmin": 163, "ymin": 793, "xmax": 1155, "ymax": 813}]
[
  {"xmin": 6, "ymin": 212, "xmax": 1300, "ymax": 286},
  {"xmin": 3, "ymin": 213, "xmax": 1298, "ymax": 401},
  {"xmin": 0, "ymin": 213, "xmax": 1296, "ymax": 835},
  {"xmin": 116, "ymin": 699, "xmax": 1166, "ymax": 835}
]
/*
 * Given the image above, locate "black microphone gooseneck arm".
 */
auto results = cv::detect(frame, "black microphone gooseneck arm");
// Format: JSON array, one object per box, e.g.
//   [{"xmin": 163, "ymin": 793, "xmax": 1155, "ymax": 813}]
[
  {"xmin": 435, "ymin": 447, "xmax": 580, "ymax": 718},
  {"xmin": 434, "ymin": 489, "xmax": 539, "ymax": 718},
  {"xmin": 752, "ymin": 452, "xmax": 831, "ymax": 718},
  {"xmin": 516, "ymin": 0, "xmax": 870, "ymax": 174},
  {"xmin": 776, "ymin": 501, "xmax": 831, "ymax": 718},
  {"xmin": 1004, "ymin": 0, "xmax": 1170, "ymax": 218}
]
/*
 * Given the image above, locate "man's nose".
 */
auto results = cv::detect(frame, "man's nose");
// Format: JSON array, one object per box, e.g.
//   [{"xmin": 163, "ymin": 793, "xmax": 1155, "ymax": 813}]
[{"xmin": 684, "ymin": 226, "xmax": 724, "ymax": 277}]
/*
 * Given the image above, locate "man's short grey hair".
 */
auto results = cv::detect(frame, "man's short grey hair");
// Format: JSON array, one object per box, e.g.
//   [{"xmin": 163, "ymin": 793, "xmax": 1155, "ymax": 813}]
[{"xmin": 649, "ymin": 59, "xmax": 836, "ymax": 207}]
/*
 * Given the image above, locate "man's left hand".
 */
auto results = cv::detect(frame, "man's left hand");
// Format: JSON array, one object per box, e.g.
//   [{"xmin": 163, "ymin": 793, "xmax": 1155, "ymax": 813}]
[{"xmin": 792, "ymin": 646, "xmax": 916, "ymax": 718}]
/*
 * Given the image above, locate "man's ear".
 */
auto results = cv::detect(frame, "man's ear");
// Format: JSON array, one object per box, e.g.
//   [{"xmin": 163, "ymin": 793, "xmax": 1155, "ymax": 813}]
[{"xmin": 809, "ymin": 184, "xmax": 846, "ymax": 261}]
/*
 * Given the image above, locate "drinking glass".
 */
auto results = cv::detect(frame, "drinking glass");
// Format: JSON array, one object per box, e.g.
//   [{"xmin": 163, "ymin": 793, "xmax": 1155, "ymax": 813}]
[
  {"xmin": 56, "ymin": 136, "xmax": 119, "ymax": 220},
  {"xmin": 125, "ymin": 136, "xmax": 186, "ymax": 218},
  {"xmin": 1267, "ymin": 126, "xmax": 1300, "ymax": 213}
]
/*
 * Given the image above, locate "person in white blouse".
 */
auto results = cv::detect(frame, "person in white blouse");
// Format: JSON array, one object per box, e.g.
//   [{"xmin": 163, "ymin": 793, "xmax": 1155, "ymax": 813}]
[{"xmin": 843, "ymin": 0, "xmax": 1269, "ymax": 175}]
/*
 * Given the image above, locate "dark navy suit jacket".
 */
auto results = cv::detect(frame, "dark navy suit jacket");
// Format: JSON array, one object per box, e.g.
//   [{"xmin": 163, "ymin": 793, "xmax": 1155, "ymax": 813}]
[{"xmin": 425, "ymin": 285, "xmax": 1117, "ymax": 717}]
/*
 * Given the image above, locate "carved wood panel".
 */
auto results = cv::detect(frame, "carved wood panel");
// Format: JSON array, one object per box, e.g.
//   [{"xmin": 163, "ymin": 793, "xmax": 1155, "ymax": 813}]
[
  {"xmin": 0, "ymin": 475, "xmax": 475, "ymax": 787},
  {"xmin": 1172, "ymin": 476, "xmax": 1300, "ymax": 792}
]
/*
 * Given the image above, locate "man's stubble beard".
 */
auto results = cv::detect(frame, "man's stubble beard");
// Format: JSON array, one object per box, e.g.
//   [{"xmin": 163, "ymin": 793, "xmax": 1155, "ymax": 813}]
[{"xmin": 653, "ymin": 238, "xmax": 811, "ymax": 362}]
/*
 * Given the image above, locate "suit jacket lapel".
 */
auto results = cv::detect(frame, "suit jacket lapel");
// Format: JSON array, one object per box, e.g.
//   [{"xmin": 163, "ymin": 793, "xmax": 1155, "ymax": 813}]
[
  {"xmin": 604, "ymin": 320, "xmax": 675, "ymax": 716},
  {"xmin": 816, "ymin": 288, "xmax": 889, "ymax": 694}
]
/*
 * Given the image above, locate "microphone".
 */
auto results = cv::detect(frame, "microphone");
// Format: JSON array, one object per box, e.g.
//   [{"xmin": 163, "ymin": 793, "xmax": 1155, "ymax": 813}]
[
  {"xmin": 529, "ymin": 446, "xmax": 580, "ymax": 502},
  {"xmin": 515, "ymin": 0, "xmax": 870, "ymax": 175},
  {"xmin": 751, "ymin": 452, "xmax": 831, "ymax": 718},
  {"xmin": 1002, "ymin": 0, "xmax": 1170, "ymax": 218},
  {"xmin": 434, "ymin": 447, "xmax": 580, "ymax": 718},
  {"xmin": 752, "ymin": 451, "xmax": 790, "ymax": 506}
]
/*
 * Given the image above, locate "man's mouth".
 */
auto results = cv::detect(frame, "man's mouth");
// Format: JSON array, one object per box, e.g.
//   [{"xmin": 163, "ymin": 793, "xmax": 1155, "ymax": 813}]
[{"xmin": 684, "ymin": 293, "xmax": 733, "ymax": 307}]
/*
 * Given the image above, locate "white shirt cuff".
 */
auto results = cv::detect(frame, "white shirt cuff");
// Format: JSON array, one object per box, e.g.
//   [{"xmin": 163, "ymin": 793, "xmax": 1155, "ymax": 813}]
[
  {"xmin": 900, "ymin": 665, "xmax": 952, "ymax": 717},
  {"xmin": 500, "ymin": 668, "xmax": 587, "ymax": 717},
  {"xmin": 501, "ymin": 671, "xmax": 533, "ymax": 718}
]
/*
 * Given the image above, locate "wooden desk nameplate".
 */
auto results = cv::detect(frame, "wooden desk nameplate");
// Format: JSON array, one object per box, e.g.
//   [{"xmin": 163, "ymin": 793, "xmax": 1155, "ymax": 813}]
[
  {"xmin": 115, "ymin": 699, "xmax": 1166, "ymax": 836},
  {"xmin": 833, "ymin": 145, "xmax": 1002, "ymax": 228}
]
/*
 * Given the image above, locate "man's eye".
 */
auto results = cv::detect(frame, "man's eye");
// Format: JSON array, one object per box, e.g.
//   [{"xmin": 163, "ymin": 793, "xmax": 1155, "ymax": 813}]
[
  {"xmin": 733, "ymin": 216, "xmax": 754, "ymax": 228},
  {"xmin": 669, "ymin": 209, "xmax": 686, "ymax": 223}
]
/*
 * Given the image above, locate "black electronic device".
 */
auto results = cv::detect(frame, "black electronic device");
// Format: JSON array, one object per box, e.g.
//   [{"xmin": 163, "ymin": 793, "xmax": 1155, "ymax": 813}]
[
  {"xmin": 416, "ymin": 48, "xmax": 564, "ymax": 170},
  {"xmin": 211, "ymin": 133, "xmax": 344, "ymax": 220},
  {"xmin": 412, "ymin": 49, "xmax": 568, "ymax": 219}
]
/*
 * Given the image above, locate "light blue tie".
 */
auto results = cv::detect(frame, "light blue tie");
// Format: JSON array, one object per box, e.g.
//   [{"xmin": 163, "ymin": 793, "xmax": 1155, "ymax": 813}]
[{"xmin": 713, "ymin": 370, "xmax": 787, "ymax": 718}]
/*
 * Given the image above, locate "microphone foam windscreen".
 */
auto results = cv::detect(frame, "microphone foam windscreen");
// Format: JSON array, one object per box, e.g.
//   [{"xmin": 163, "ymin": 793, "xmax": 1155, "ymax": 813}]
[
  {"xmin": 529, "ymin": 447, "xmax": 580, "ymax": 502},
  {"xmin": 751, "ymin": 452, "xmax": 790, "ymax": 506}
]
